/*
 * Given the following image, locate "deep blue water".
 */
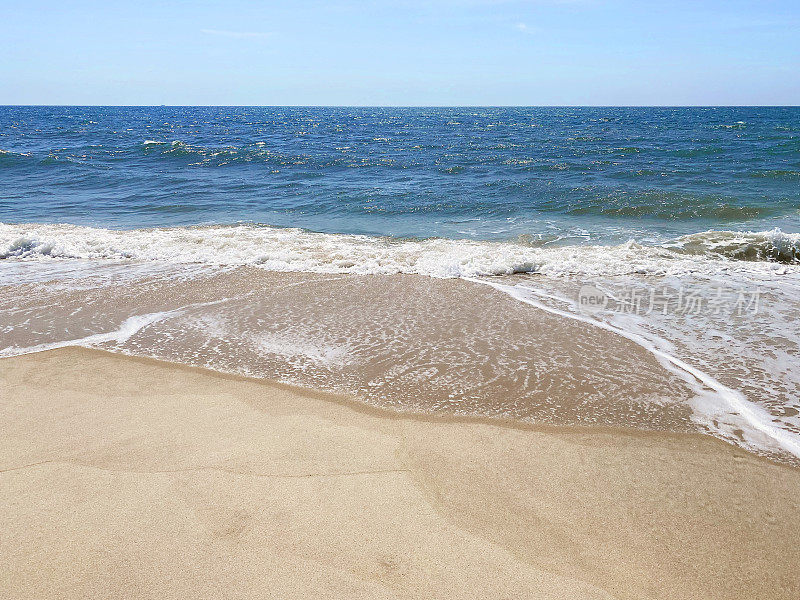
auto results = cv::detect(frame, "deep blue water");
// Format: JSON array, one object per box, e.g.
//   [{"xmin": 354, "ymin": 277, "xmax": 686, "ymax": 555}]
[{"xmin": 1, "ymin": 106, "xmax": 799, "ymax": 243}]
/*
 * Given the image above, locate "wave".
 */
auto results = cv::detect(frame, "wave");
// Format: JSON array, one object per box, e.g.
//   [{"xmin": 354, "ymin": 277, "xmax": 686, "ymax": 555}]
[
  {"xmin": 468, "ymin": 277, "xmax": 800, "ymax": 460},
  {"xmin": 560, "ymin": 190, "xmax": 786, "ymax": 221},
  {"xmin": 139, "ymin": 139, "xmax": 408, "ymax": 170},
  {"xmin": 0, "ymin": 149, "xmax": 33, "ymax": 166},
  {"xmin": 568, "ymin": 203, "xmax": 773, "ymax": 220},
  {"xmin": 749, "ymin": 170, "xmax": 800, "ymax": 180},
  {"xmin": 667, "ymin": 228, "xmax": 800, "ymax": 264},
  {"xmin": 142, "ymin": 140, "xmax": 258, "ymax": 161},
  {"xmin": 0, "ymin": 311, "xmax": 175, "ymax": 358},
  {"xmin": 1, "ymin": 223, "xmax": 798, "ymax": 278}
]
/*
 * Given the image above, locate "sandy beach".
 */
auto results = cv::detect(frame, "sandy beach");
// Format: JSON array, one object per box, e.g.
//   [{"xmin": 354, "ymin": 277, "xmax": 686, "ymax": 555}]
[
  {"xmin": 2, "ymin": 347, "xmax": 798, "ymax": 599},
  {"xmin": 4, "ymin": 8, "xmax": 800, "ymax": 599}
]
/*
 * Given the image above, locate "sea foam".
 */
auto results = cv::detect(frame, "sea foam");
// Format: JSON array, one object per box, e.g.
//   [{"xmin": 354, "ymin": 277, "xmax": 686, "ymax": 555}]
[{"xmin": 1, "ymin": 222, "xmax": 797, "ymax": 279}]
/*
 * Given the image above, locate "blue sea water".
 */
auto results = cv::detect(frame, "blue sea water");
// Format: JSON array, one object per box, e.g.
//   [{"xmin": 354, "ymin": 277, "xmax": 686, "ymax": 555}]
[
  {"xmin": 2, "ymin": 106, "xmax": 800, "ymax": 462},
  {"xmin": 2, "ymin": 106, "xmax": 799, "ymax": 245}
]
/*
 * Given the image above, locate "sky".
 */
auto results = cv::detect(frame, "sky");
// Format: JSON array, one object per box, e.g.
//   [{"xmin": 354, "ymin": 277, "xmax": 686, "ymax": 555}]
[{"xmin": 2, "ymin": 0, "xmax": 799, "ymax": 105}]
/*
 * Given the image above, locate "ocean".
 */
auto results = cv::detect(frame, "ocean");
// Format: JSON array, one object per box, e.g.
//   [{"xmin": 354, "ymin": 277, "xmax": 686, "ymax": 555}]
[
  {"xmin": 2, "ymin": 106, "xmax": 800, "ymax": 240},
  {"xmin": 1, "ymin": 106, "xmax": 799, "ymax": 463}
]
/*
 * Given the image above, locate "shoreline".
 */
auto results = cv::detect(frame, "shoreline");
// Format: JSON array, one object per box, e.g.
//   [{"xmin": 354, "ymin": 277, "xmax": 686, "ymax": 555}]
[
  {"xmin": 40, "ymin": 346, "xmax": 793, "ymax": 456},
  {"xmin": 2, "ymin": 347, "xmax": 799, "ymax": 599},
  {"xmin": 3, "ymin": 263, "xmax": 798, "ymax": 463}
]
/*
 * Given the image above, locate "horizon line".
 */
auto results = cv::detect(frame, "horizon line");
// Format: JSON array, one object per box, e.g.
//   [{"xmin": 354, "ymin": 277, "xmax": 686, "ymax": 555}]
[{"xmin": 2, "ymin": 104, "xmax": 799, "ymax": 108}]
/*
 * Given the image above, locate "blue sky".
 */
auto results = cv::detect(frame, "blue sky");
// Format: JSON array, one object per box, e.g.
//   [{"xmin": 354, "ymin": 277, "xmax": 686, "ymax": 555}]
[{"xmin": 2, "ymin": 0, "xmax": 799, "ymax": 105}]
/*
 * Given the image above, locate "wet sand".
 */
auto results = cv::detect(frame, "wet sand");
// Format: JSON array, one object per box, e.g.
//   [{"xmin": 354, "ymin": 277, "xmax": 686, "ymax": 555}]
[
  {"xmin": 1, "ymin": 348, "xmax": 799, "ymax": 599},
  {"xmin": 0, "ymin": 269, "xmax": 699, "ymax": 432}
]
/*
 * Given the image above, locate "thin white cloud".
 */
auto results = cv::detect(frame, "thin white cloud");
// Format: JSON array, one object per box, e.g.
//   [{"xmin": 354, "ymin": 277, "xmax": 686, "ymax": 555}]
[
  {"xmin": 515, "ymin": 22, "xmax": 535, "ymax": 34},
  {"xmin": 201, "ymin": 29, "xmax": 272, "ymax": 40}
]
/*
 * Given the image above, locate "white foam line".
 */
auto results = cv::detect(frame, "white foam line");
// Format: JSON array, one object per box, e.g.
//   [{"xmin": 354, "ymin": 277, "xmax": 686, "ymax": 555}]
[
  {"xmin": 465, "ymin": 277, "xmax": 800, "ymax": 459},
  {"xmin": 0, "ymin": 295, "xmax": 243, "ymax": 359},
  {"xmin": 0, "ymin": 311, "xmax": 177, "ymax": 358}
]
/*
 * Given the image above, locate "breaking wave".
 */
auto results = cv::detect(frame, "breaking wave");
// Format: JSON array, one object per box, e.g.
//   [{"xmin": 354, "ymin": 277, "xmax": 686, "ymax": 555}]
[
  {"xmin": 668, "ymin": 228, "xmax": 800, "ymax": 264},
  {"xmin": 1, "ymin": 222, "xmax": 798, "ymax": 279}
]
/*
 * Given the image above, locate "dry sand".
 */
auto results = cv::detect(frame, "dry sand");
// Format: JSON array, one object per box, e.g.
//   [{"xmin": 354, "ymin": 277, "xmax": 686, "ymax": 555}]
[{"xmin": 1, "ymin": 347, "xmax": 798, "ymax": 599}]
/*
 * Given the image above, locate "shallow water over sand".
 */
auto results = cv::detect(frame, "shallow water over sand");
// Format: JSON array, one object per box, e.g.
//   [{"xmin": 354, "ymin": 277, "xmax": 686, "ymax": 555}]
[{"xmin": 2, "ymin": 261, "xmax": 798, "ymax": 464}]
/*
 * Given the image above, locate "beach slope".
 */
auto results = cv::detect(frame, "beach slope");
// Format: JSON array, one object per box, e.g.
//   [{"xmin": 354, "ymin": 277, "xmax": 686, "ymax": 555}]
[{"xmin": 1, "ymin": 348, "xmax": 798, "ymax": 599}]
